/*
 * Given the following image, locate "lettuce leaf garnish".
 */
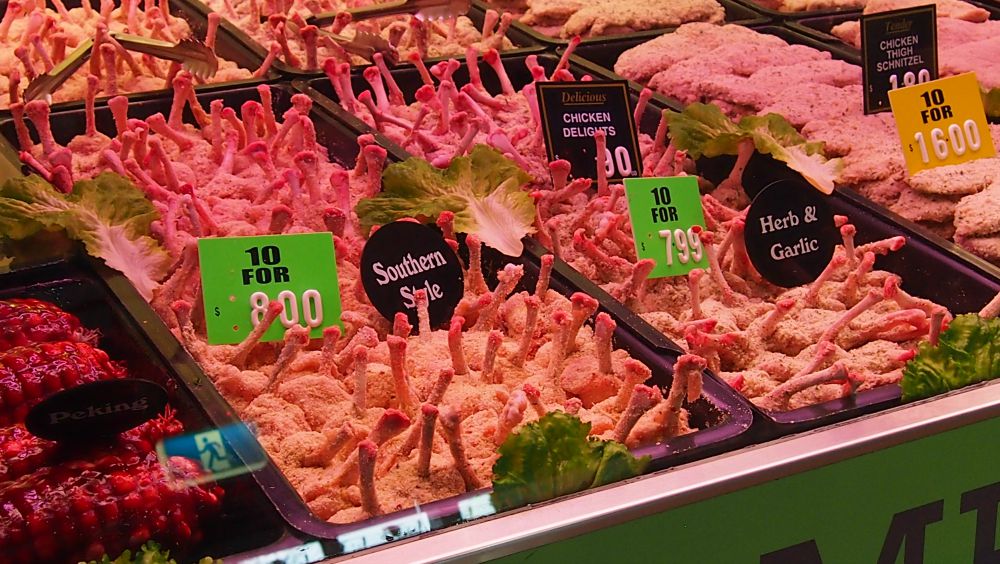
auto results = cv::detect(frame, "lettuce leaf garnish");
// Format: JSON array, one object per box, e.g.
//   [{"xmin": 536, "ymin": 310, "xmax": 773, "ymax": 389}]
[
  {"xmin": 491, "ymin": 412, "xmax": 650, "ymax": 511},
  {"xmin": 901, "ymin": 313, "xmax": 1000, "ymax": 402},
  {"xmin": 356, "ymin": 145, "xmax": 536, "ymax": 257},
  {"xmin": 82, "ymin": 541, "xmax": 218, "ymax": 564},
  {"xmin": 667, "ymin": 103, "xmax": 843, "ymax": 194},
  {"xmin": 0, "ymin": 173, "xmax": 170, "ymax": 300}
]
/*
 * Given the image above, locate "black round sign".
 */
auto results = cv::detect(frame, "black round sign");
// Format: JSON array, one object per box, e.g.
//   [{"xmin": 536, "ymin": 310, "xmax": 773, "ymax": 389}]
[
  {"xmin": 743, "ymin": 180, "xmax": 838, "ymax": 288},
  {"xmin": 360, "ymin": 221, "xmax": 465, "ymax": 329},
  {"xmin": 25, "ymin": 379, "xmax": 169, "ymax": 442}
]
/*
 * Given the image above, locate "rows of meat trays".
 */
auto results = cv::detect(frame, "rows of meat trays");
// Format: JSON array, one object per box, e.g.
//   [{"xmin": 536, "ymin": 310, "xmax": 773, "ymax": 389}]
[
  {"xmin": 299, "ymin": 47, "xmax": 1000, "ymax": 436},
  {"xmin": 0, "ymin": 69, "xmax": 754, "ymax": 559},
  {"xmin": 0, "ymin": 8, "xmax": 999, "ymax": 562}
]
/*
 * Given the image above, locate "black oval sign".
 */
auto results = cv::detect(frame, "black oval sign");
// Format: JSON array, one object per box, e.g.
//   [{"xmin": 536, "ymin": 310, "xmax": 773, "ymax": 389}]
[
  {"xmin": 744, "ymin": 180, "xmax": 838, "ymax": 288},
  {"xmin": 25, "ymin": 379, "xmax": 169, "ymax": 442},
  {"xmin": 360, "ymin": 221, "xmax": 465, "ymax": 329}
]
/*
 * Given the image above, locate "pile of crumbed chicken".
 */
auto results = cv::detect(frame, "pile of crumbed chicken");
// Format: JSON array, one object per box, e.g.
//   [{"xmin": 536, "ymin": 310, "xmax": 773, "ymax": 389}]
[
  {"xmin": 10, "ymin": 84, "xmax": 708, "ymax": 524},
  {"xmin": 748, "ymin": 0, "xmax": 982, "ymax": 13},
  {"xmin": 0, "ymin": 0, "xmax": 252, "ymax": 109},
  {"xmin": 200, "ymin": 0, "xmax": 514, "ymax": 70},
  {"xmin": 485, "ymin": 0, "xmax": 724, "ymax": 38},
  {"xmin": 615, "ymin": 16, "xmax": 1000, "ymax": 265},
  {"xmin": 336, "ymin": 47, "xmax": 955, "ymax": 412}
]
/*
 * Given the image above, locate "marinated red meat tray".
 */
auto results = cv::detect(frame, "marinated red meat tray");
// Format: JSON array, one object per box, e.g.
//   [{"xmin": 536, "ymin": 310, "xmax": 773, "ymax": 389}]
[{"xmin": 0, "ymin": 253, "xmax": 287, "ymax": 563}]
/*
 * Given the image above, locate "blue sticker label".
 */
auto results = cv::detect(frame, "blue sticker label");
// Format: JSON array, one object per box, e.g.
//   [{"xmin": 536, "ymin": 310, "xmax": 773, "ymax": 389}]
[{"xmin": 156, "ymin": 422, "xmax": 268, "ymax": 484}]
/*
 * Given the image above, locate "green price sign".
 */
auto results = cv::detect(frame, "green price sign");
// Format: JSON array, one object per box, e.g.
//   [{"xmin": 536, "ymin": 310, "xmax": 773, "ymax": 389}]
[
  {"xmin": 624, "ymin": 176, "xmax": 709, "ymax": 278},
  {"xmin": 198, "ymin": 232, "xmax": 343, "ymax": 345}
]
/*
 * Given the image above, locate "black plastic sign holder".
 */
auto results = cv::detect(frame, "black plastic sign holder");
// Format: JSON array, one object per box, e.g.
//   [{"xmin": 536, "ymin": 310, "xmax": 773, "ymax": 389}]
[{"xmin": 861, "ymin": 5, "xmax": 939, "ymax": 114}]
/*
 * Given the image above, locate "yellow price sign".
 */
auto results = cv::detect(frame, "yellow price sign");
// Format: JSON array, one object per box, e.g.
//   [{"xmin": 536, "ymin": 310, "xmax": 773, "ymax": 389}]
[{"xmin": 888, "ymin": 72, "xmax": 996, "ymax": 175}]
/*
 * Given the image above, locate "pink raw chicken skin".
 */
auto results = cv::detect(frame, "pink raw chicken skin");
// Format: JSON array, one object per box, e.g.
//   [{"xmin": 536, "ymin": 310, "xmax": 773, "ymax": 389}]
[
  {"xmin": 0, "ymin": 1, "xmax": 253, "ymax": 109},
  {"xmin": 12, "ymin": 78, "xmax": 704, "ymax": 525},
  {"xmin": 615, "ymin": 23, "xmax": 1000, "ymax": 267}
]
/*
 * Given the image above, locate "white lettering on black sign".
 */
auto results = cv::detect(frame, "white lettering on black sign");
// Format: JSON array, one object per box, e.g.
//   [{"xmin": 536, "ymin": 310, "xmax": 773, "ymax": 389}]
[
  {"xmin": 744, "ymin": 180, "xmax": 837, "ymax": 288},
  {"xmin": 537, "ymin": 81, "xmax": 642, "ymax": 183},
  {"xmin": 360, "ymin": 221, "xmax": 464, "ymax": 329}
]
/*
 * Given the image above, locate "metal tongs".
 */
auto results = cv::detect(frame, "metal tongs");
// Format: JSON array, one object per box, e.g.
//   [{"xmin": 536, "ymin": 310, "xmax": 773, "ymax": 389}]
[
  {"xmin": 23, "ymin": 33, "xmax": 218, "ymax": 102},
  {"xmin": 308, "ymin": 0, "xmax": 471, "ymax": 27},
  {"xmin": 283, "ymin": 19, "xmax": 400, "ymax": 66}
]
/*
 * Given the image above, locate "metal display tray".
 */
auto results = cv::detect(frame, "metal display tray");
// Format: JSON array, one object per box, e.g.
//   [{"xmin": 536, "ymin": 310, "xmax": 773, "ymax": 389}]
[
  {"xmin": 0, "ymin": 252, "xmax": 291, "ymax": 562},
  {"xmin": 0, "ymin": 0, "xmax": 275, "ymax": 117},
  {"xmin": 327, "ymin": 378, "xmax": 1000, "ymax": 563},
  {"xmin": 245, "ymin": 239, "xmax": 755, "ymax": 552},
  {"xmin": 0, "ymin": 82, "xmax": 391, "ymax": 176},
  {"xmin": 574, "ymin": 48, "xmax": 1000, "ymax": 437},
  {"xmin": 178, "ymin": 0, "xmax": 546, "ymax": 78},
  {"xmin": 480, "ymin": 0, "xmax": 769, "ymax": 49}
]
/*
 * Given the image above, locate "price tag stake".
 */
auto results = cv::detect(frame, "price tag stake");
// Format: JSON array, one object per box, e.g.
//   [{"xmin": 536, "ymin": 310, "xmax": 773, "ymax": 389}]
[
  {"xmin": 198, "ymin": 232, "xmax": 343, "ymax": 345},
  {"xmin": 624, "ymin": 176, "xmax": 709, "ymax": 278},
  {"xmin": 889, "ymin": 72, "xmax": 997, "ymax": 175}
]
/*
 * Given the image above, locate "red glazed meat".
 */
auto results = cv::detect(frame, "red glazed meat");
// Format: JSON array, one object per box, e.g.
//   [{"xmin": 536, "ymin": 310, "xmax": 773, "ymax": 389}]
[
  {"xmin": 0, "ymin": 342, "xmax": 127, "ymax": 425},
  {"xmin": 0, "ymin": 452, "xmax": 222, "ymax": 563},
  {"xmin": 0, "ymin": 299, "xmax": 93, "ymax": 352},
  {"xmin": 0, "ymin": 408, "xmax": 184, "ymax": 482}
]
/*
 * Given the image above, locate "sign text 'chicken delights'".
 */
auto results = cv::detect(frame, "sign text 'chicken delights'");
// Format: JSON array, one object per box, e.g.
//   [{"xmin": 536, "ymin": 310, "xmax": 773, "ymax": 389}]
[
  {"xmin": 743, "ymin": 180, "xmax": 838, "ymax": 288},
  {"xmin": 861, "ymin": 4, "xmax": 938, "ymax": 114},
  {"xmin": 360, "ymin": 221, "xmax": 464, "ymax": 329},
  {"xmin": 536, "ymin": 81, "xmax": 643, "ymax": 183},
  {"xmin": 198, "ymin": 232, "xmax": 344, "ymax": 345}
]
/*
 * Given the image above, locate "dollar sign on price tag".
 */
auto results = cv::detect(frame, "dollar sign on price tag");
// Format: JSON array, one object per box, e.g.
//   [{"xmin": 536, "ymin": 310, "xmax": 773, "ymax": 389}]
[
  {"xmin": 889, "ymin": 72, "xmax": 996, "ymax": 175},
  {"xmin": 624, "ymin": 176, "xmax": 709, "ymax": 278},
  {"xmin": 536, "ymin": 80, "xmax": 642, "ymax": 183},
  {"xmin": 198, "ymin": 232, "xmax": 343, "ymax": 345}
]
